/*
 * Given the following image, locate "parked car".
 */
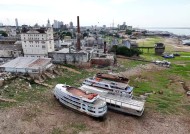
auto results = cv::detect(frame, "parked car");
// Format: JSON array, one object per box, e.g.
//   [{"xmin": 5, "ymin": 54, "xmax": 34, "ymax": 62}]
[
  {"xmin": 173, "ymin": 53, "xmax": 180, "ymax": 56},
  {"xmin": 162, "ymin": 53, "xmax": 174, "ymax": 58}
]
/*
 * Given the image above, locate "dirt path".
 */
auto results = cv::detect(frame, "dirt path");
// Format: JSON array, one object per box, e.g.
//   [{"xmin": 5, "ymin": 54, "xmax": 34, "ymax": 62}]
[
  {"xmin": 119, "ymin": 63, "xmax": 165, "ymax": 78},
  {"xmin": 163, "ymin": 38, "xmax": 190, "ymax": 52}
]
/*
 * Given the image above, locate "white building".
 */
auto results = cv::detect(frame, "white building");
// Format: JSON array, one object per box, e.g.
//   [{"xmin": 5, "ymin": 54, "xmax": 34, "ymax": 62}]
[
  {"xmin": 15, "ymin": 18, "xmax": 18, "ymax": 28},
  {"xmin": 21, "ymin": 25, "xmax": 54, "ymax": 58}
]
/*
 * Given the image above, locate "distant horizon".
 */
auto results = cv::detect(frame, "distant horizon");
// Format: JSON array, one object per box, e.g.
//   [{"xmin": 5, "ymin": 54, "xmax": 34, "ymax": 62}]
[{"xmin": 0, "ymin": 24, "xmax": 190, "ymax": 30}]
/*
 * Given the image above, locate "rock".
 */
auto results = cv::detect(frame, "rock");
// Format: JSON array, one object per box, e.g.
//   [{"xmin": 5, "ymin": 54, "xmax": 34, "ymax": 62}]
[
  {"xmin": 158, "ymin": 90, "xmax": 164, "ymax": 94},
  {"xmin": 144, "ymin": 92, "xmax": 153, "ymax": 96},
  {"xmin": 187, "ymin": 91, "xmax": 190, "ymax": 96},
  {"xmin": 0, "ymin": 78, "xmax": 4, "ymax": 87},
  {"xmin": 140, "ymin": 95, "xmax": 147, "ymax": 99}
]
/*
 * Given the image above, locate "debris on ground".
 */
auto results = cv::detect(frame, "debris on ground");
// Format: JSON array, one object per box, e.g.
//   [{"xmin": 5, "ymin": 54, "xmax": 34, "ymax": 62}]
[
  {"xmin": 180, "ymin": 82, "xmax": 189, "ymax": 91},
  {"xmin": 58, "ymin": 66, "xmax": 81, "ymax": 74},
  {"xmin": 154, "ymin": 60, "xmax": 171, "ymax": 68},
  {"xmin": 187, "ymin": 91, "xmax": 190, "ymax": 96},
  {"xmin": 34, "ymin": 80, "xmax": 53, "ymax": 88},
  {"xmin": 0, "ymin": 97, "xmax": 17, "ymax": 103}
]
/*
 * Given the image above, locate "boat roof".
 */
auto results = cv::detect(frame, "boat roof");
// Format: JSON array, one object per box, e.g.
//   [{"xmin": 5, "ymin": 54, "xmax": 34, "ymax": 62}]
[
  {"xmin": 96, "ymin": 73, "xmax": 129, "ymax": 82},
  {"xmin": 87, "ymin": 77, "xmax": 129, "ymax": 88},
  {"xmin": 67, "ymin": 87, "xmax": 98, "ymax": 100},
  {"xmin": 56, "ymin": 84, "xmax": 105, "ymax": 106}
]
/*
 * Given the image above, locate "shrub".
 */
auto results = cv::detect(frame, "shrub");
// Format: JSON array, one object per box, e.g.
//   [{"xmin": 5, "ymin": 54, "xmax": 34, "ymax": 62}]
[{"xmin": 110, "ymin": 45, "xmax": 142, "ymax": 57}]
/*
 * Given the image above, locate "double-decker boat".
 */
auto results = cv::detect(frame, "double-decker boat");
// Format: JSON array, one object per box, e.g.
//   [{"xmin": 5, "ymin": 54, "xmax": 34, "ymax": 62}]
[
  {"xmin": 80, "ymin": 85, "xmax": 145, "ymax": 116},
  {"xmin": 53, "ymin": 84, "xmax": 107, "ymax": 118},
  {"xmin": 82, "ymin": 77, "xmax": 133, "ymax": 97}
]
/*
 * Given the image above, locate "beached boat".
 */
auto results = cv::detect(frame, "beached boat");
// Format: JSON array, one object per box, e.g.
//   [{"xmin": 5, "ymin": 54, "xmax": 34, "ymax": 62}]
[
  {"xmin": 82, "ymin": 77, "xmax": 133, "ymax": 97},
  {"xmin": 96, "ymin": 73, "xmax": 129, "ymax": 84},
  {"xmin": 53, "ymin": 84, "xmax": 107, "ymax": 118},
  {"xmin": 80, "ymin": 85, "xmax": 145, "ymax": 116}
]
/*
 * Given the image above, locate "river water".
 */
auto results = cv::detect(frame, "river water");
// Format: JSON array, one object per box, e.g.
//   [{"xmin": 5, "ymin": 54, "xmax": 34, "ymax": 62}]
[{"xmin": 145, "ymin": 28, "xmax": 190, "ymax": 36}]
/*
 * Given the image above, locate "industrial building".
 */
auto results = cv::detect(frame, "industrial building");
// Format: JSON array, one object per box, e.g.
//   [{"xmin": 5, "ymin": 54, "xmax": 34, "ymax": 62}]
[{"xmin": 0, "ymin": 57, "xmax": 52, "ymax": 74}]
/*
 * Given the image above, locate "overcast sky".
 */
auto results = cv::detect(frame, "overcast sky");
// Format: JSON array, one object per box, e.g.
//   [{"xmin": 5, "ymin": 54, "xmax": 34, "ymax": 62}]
[{"xmin": 0, "ymin": 0, "xmax": 190, "ymax": 28}]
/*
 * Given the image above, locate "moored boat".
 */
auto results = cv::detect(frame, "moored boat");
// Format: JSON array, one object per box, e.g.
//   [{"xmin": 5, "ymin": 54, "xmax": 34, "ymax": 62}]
[
  {"xmin": 96, "ymin": 73, "xmax": 129, "ymax": 84},
  {"xmin": 80, "ymin": 85, "xmax": 145, "ymax": 116},
  {"xmin": 53, "ymin": 84, "xmax": 107, "ymax": 118},
  {"xmin": 82, "ymin": 77, "xmax": 133, "ymax": 97}
]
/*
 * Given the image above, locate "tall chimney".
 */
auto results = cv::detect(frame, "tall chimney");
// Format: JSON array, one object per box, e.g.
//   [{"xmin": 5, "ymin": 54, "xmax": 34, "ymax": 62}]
[
  {"xmin": 77, "ymin": 16, "xmax": 81, "ymax": 50},
  {"xmin": 104, "ymin": 41, "xmax": 107, "ymax": 54}
]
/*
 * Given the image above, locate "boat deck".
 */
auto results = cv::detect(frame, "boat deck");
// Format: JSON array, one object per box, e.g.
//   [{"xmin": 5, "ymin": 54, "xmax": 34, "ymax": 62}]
[
  {"xmin": 80, "ymin": 85, "xmax": 145, "ymax": 111},
  {"xmin": 67, "ymin": 87, "xmax": 98, "ymax": 100},
  {"xmin": 88, "ymin": 77, "xmax": 128, "ymax": 88}
]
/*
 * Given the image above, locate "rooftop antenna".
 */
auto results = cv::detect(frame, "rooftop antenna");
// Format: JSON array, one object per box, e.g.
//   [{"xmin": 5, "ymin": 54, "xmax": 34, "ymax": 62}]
[{"xmin": 113, "ymin": 19, "xmax": 114, "ymax": 29}]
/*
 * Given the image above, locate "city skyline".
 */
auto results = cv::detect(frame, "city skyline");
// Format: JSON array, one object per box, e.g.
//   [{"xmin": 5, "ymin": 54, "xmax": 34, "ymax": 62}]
[{"xmin": 0, "ymin": 0, "xmax": 190, "ymax": 28}]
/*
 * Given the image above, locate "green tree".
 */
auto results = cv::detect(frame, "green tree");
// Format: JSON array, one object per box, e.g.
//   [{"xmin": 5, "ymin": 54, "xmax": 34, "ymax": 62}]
[
  {"xmin": 0, "ymin": 31, "xmax": 8, "ymax": 37},
  {"xmin": 66, "ymin": 32, "xmax": 72, "ymax": 38},
  {"xmin": 83, "ymin": 33, "xmax": 88, "ymax": 38},
  {"xmin": 110, "ymin": 46, "xmax": 142, "ymax": 57},
  {"xmin": 125, "ymin": 29, "xmax": 132, "ymax": 35}
]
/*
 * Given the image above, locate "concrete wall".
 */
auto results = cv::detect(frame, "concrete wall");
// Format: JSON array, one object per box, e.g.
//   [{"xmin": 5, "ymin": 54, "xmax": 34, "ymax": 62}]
[
  {"xmin": 91, "ymin": 58, "xmax": 114, "ymax": 67},
  {"xmin": 48, "ymin": 52, "xmax": 89, "ymax": 64},
  {"xmin": 0, "ymin": 50, "xmax": 22, "ymax": 58}
]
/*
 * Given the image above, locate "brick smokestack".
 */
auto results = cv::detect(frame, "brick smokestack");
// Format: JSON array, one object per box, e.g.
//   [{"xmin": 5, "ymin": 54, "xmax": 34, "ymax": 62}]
[
  {"xmin": 104, "ymin": 41, "xmax": 107, "ymax": 54},
  {"xmin": 77, "ymin": 16, "xmax": 81, "ymax": 50}
]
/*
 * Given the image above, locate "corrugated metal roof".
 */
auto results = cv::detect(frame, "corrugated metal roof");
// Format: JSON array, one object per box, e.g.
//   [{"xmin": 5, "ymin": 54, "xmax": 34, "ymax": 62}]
[{"xmin": 0, "ymin": 57, "xmax": 51, "ymax": 69}]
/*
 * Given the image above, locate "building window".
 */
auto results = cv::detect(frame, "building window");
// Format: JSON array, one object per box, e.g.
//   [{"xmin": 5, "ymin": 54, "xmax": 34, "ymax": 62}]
[{"xmin": 42, "ymin": 45, "xmax": 46, "ymax": 49}]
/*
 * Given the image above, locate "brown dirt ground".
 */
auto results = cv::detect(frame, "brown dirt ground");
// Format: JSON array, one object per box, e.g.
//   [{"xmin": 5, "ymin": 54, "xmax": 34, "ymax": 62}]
[
  {"xmin": 163, "ymin": 38, "xmax": 190, "ymax": 52},
  {"xmin": 1, "ymin": 96, "xmax": 190, "ymax": 134}
]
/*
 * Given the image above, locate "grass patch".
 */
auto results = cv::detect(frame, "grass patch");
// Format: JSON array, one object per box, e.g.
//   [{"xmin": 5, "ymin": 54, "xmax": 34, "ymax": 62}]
[
  {"xmin": 69, "ymin": 122, "xmax": 87, "ymax": 134},
  {"xmin": 51, "ymin": 127, "xmax": 63, "ymax": 134},
  {"xmin": 138, "ymin": 37, "xmax": 162, "ymax": 47},
  {"xmin": 0, "ymin": 68, "xmax": 92, "ymax": 109},
  {"xmin": 117, "ymin": 58, "xmax": 146, "ymax": 69},
  {"xmin": 129, "ymin": 61, "xmax": 187, "ymax": 114}
]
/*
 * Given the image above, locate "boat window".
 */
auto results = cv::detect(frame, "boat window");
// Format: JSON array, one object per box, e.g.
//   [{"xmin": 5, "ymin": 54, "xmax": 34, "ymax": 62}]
[
  {"xmin": 105, "ymin": 85, "xmax": 108, "ymax": 87},
  {"xmin": 88, "ymin": 109, "xmax": 95, "ymax": 113},
  {"xmin": 111, "ymin": 82, "xmax": 116, "ymax": 85}
]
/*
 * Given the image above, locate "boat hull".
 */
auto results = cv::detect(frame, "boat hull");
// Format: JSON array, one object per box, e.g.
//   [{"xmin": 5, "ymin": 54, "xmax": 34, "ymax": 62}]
[{"xmin": 56, "ymin": 96, "xmax": 107, "ymax": 118}]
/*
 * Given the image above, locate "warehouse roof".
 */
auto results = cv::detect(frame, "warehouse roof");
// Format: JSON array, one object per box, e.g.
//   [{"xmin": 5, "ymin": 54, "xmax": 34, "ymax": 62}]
[{"xmin": 0, "ymin": 57, "xmax": 51, "ymax": 69}]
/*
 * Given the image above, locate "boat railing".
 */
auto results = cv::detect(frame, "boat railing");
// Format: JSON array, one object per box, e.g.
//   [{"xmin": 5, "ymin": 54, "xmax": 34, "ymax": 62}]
[{"xmin": 101, "ymin": 95, "xmax": 144, "ymax": 108}]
